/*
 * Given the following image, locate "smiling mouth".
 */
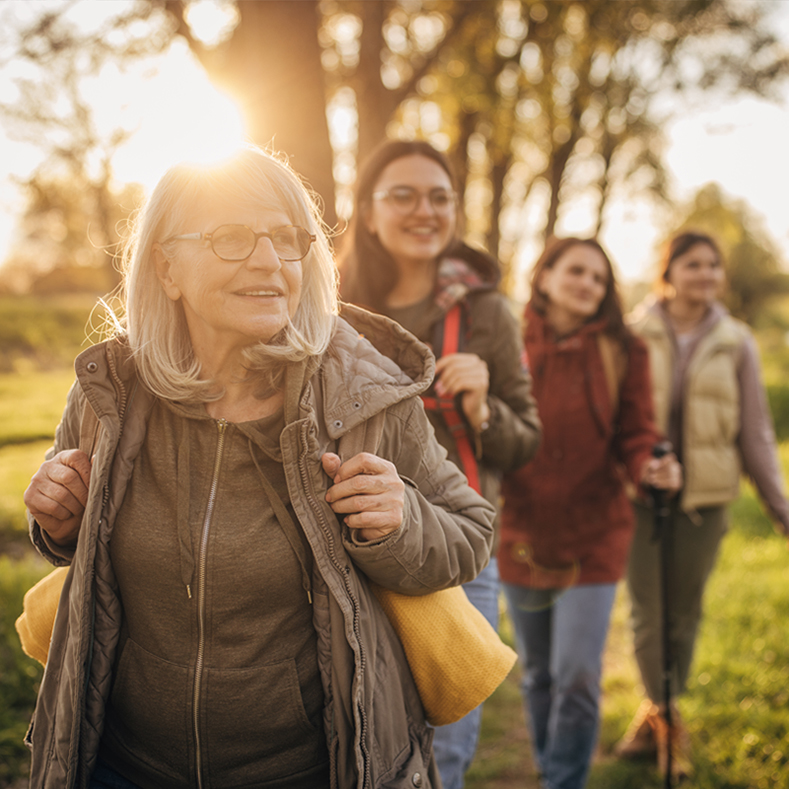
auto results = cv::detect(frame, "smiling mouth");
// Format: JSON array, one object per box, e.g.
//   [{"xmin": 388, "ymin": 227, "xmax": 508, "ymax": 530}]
[{"xmin": 237, "ymin": 289, "xmax": 281, "ymax": 297}]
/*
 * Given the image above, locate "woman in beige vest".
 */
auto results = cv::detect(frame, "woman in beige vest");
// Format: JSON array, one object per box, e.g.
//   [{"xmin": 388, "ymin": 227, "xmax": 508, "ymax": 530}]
[{"xmin": 618, "ymin": 231, "xmax": 789, "ymax": 778}]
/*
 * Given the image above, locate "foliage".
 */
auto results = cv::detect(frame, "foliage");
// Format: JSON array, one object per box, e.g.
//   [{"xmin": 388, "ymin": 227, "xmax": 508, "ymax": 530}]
[
  {"xmin": 3, "ymin": 1, "xmax": 788, "ymax": 295},
  {"xmin": 666, "ymin": 183, "xmax": 789, "ymax": 325},
  {"xmin": 0, "ymin": 553, "xmax": 49, "ymax": 785}
]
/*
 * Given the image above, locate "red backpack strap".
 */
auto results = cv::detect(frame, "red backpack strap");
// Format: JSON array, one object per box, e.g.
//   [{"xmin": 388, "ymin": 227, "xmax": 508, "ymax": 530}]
[{"xmin": 421, "ymin": 304, "xmax": 482, "ymax": 494}]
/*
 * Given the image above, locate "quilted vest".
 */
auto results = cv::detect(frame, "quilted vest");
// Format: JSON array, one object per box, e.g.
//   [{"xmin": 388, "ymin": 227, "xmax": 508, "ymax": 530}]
[{"xmin": 631, "ymin": 308, "xmax": 747, "ymax": 512}]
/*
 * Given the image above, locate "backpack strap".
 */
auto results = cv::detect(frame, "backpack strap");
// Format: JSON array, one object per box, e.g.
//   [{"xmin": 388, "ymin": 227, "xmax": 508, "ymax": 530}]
[{"xmin": 421, "ymin": 303, "xmax": 482, "ymax": 494}]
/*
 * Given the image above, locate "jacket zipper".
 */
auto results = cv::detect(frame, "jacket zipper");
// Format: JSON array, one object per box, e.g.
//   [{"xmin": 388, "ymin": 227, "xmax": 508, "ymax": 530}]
[
  {"xmin": 296, "ymin": 423, "xmax": 371, "ymax": 787},
  {"xmin": 193, "ymin": 418, "xmax": 228, "ymax": 789}
]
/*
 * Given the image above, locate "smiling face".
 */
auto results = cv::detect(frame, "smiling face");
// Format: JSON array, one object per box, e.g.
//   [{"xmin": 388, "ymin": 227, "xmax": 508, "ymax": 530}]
[
  {"xmin": 363, "ymin": 154, "xmax": 457, "ymax": 270},
  {"xmin": 538, "ymin": 243, "xmax": 609, "ymax": 330},
  {"xmin": 154, "ymin": 204, "xmax": 303, "ymax": 363},
  {"xmin": 665, "ymin": 242, "xmax": 724, "ymax": 309}
]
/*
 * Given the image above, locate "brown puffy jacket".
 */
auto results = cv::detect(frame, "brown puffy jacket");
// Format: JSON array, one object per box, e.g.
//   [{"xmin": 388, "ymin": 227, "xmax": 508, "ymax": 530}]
[{"xmin": 26, "ymin": 305, "xmax": 495, "ymax": 789}]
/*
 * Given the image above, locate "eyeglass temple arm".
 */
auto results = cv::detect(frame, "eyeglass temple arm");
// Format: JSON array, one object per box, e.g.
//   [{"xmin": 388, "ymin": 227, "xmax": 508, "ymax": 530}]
[{"xmin": 170, "ymin": 233, "xmax": 204, "ymax": 241}]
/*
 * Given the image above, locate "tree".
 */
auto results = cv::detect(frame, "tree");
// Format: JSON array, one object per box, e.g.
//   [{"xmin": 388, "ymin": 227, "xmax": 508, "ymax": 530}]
[
  {"xmin": 162, "ymin": 0, "xmax": 338, "ymax": 226},
  {"xmin": 667, "ymin": 183, "xmax": 789, "ymax": 325}
]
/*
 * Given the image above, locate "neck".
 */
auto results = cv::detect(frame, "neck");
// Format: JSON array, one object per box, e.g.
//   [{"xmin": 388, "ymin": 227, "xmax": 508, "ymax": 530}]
[
  {"xmin": 386, "ymin": 258, "xmax": 437, "ymax": 308},
  {"xmin": 545, "ymin": 306, "xmax": 586, "ymax": 339},
  {"xmin": 195, "ymin": 346, "xmax": 283, "ymax": 423},
  {"xmin": 665, "ymin": 298, "xmax": 710, "ymax": 330}
]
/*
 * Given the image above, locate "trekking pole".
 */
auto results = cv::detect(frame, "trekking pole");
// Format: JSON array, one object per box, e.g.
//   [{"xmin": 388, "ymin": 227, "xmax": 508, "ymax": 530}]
[{"xmin": 650, "ymin": 441, "xmax": 673, "ymax": 789}]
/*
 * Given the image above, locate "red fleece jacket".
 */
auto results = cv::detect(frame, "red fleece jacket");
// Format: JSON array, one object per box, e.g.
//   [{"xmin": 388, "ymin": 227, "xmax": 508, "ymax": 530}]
[{"xmin": 498, "ymin": 307, "xmax": 661, "ymax": 587}]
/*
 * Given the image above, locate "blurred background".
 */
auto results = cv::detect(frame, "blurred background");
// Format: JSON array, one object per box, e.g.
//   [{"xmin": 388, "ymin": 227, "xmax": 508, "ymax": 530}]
[{"xmin": 2, "ymin": 2, "xmax": 789, "ymax": 787}]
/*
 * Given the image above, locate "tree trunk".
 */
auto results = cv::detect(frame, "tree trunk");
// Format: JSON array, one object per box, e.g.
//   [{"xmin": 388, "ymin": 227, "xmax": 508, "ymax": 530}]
[{"xmin": 169, "ymin": 0, "xmax": 337, "ymax": 226}]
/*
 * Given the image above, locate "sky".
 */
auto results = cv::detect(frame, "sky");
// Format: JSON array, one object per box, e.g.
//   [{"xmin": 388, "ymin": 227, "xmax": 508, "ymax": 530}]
[{"xmin": 1, "ymin": 0, "xmax": 789, "ymax": 289}]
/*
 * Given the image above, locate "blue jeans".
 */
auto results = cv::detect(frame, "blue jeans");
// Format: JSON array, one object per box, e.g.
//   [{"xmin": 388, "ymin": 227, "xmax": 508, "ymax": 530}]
[
  {"xmin": 503, "ymin": 582, "xmax": 617, "ymax": 789},
  {"xmin": 432, "ymin": 559, "xmax": 500, "ymax": 789}
]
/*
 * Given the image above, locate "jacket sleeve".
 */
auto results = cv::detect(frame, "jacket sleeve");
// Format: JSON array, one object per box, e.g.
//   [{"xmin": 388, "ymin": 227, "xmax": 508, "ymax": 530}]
[
  {"xmin": 27, "ymin": 379, "xmax": 85, "ymax": 565},
  {"xmin": 736, "ymin": 333, "xmax": 789, "ymax": 534},
  {"xmin": 342, "ymin": 396, "xmax": 496, "ymax": 594},
  {"xmin": 614, "ymin": 336, "xmax": 663, "ymax": 487},
  {"xmin": 467, "ymin": 292, "xmax": 541, "ymax": 472}
]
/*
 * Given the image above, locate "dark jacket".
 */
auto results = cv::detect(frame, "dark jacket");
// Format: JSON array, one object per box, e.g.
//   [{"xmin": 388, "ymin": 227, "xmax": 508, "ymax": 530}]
[
  {"xmin": 26, "ymin": 305, "xmax": 496, "ymax": 789},
  {"xmin": 498, "ymin": 307, "xmax": 660, "ymax": 587}
]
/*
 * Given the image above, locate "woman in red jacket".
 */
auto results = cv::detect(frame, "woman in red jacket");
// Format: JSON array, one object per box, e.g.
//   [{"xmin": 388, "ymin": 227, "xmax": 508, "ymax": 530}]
[{"xmin": 498, "ymin": 237, "xmax": 681, "ymax": 789}]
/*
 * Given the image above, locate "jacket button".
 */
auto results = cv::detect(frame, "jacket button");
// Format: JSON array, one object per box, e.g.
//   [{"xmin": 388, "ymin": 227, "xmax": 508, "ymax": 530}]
[
  {"xmin": 86, "ymin": 361, "xmax": 98, "ymax": 373},
  {"xmin": 411, "ymin": 773, "xmax": 423, "ymax": 787}
]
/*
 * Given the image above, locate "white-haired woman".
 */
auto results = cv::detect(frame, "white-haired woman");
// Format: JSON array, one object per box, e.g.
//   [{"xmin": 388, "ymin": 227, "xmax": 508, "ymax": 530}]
[{"xmin": 23, "ymin": 145, "xmax": 495, "ymax": 789}]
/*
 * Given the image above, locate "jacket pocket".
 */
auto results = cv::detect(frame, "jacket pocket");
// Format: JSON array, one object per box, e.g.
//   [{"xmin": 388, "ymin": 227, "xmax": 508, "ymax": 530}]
[
  {"xmin": 104, "ymin": 637, "xmax": 191, "ymax": 781},
  {"xmin": 203, "ymin": 657, "xmax": 326, "ymax": 785}
]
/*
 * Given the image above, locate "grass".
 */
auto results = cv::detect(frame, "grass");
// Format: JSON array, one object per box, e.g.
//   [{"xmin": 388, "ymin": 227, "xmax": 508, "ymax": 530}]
[
  {"xmin": 0, "ymin": 369, "xmax": 74, "ymax": 447},
  {"xmin": 465, "ymin": 476, "xmax": 789, "ymax": 789}
]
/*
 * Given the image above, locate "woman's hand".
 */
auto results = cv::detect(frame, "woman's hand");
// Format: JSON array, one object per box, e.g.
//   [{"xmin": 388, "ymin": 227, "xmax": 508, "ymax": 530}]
[
  {"xmin": 434, "ymin": 352, "xmax": 491, "ymax": 431},
  {"xmin": 24, "ymin": 449, "xmax": 92, "ymax": 548},
  {"xmin": 640, "ymin": 452, "xmax": 683, "ymax": 495},
  {"xmin": 321, "ymin": 452, "xmax": 405, "ymax": 542}
]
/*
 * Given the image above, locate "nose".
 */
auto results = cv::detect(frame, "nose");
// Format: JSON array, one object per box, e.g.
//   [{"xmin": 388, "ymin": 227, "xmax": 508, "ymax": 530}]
[
  {"xmin": 412, "ymin": 193, "xmax": 437, "ymax": 216},
  {"xmin": 245, "ymin": 235, "xmax": 281, "ymax": 270}
]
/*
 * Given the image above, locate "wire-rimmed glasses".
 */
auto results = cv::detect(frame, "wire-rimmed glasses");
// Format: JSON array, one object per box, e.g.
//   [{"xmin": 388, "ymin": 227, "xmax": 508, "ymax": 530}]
[
  {"xmin": 372, "ymin": 186, "xmax": 457, "ymax": 216},
  {"xmin": 166, "ymin": 224, "xmax": 316, "ymax": 262}
]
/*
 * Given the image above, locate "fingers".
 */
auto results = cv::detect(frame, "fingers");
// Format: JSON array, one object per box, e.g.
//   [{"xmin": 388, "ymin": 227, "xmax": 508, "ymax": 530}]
[
  {"xmin": 641, "ymin": 453, "xmax": 683, "ymax": 493},
  {"xmin": 24, "ymin": 449, "xmax": 92, "ymax": 546},
  {"xmin": 322, "ymin": 452, "xmax": 404, "ymax": 539},
  {"xmin": 434, "ymin": 353, "xmax": 489, "ymax": 399}
]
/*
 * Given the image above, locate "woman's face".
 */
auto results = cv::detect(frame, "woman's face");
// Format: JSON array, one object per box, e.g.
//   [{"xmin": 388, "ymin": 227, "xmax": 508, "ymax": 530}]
[
  {"xmin": 364, "ymin": 154, "xmax": 457, "ymax": 270},
  {"xmin": 155, "ymin": 204, "xmax": 304, "ymax": 360},
  {"xmin": 665, "ymin": 242, "xmax": 724, "ymax": 308},
  {"xmin": 538, "ymin": 244, "xmax": 609, "ymax": 325}
]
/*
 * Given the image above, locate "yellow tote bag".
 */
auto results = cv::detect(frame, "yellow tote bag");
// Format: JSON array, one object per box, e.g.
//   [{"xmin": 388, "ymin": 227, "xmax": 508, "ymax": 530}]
[
  {"xmin": 15, "ymin": 566, "xmax": 69, "ymax": 666},
  {"xmin": 370, "ymin": 582, "xmax": 517, "ymax": 726}
]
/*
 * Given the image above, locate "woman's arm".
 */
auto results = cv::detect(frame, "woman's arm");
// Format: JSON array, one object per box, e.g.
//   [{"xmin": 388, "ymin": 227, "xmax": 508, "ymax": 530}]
[
  {"xmin": 330, "ymin": 397, "xmax": 497, "ymax": 594},
  {"xmin": 463, "ymin": 292, "xmax": 541, "ymax": 471},
  {"xmin": 737, "ymin": 333, "xmax": 789, "ymax": 534},
  {"xmin": 27, "ymin": 380, "xmax": 89, "ymax": 564}
]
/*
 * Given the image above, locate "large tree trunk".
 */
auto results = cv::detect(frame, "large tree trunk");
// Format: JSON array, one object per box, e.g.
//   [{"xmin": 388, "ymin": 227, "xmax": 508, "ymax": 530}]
[{"xmin": 167, "ymin": 0, "xmax": 337, "ymax": 226}]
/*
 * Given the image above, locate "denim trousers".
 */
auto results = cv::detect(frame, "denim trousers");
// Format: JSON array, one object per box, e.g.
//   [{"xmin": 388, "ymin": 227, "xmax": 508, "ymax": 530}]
[
  {"xmin": 432, "ymin": 558, "xmax": 500, "ymax": 789},
  {"xmin": 503, "ymin": 582, "xmax": 617, "ymax": 789}
]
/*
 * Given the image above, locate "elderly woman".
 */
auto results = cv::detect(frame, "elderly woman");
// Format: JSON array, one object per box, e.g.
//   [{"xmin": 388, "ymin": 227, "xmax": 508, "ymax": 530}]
[{"xmin": 22, "ymin": 145, "xmax": 495, "ymax": 789}]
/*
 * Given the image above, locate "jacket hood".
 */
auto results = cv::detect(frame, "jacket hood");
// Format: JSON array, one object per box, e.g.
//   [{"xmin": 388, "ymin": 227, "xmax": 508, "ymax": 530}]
[{"xmin": 322, "ymin": 304, "xmax": 434, "ymax": 441}]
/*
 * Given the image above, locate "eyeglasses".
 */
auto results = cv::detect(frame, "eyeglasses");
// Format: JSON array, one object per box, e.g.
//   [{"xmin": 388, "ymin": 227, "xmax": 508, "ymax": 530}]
[
  {"xmin": 166, "ymin": 224, "xmax": 316, "ymax": 262},
  {"xmin": 372, "ymin": 186, "xmax": 456, "ymax": 216}
]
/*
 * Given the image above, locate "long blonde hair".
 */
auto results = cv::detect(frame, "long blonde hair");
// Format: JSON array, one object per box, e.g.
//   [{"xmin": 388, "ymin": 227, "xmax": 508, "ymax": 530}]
[{"xmin": 120, "ymin": 145, "xmax": 338, "ymax": 402}]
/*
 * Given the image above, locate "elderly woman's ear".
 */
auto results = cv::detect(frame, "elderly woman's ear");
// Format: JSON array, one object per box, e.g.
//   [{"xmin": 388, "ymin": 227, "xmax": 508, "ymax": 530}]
[{"xmin": 153, "ymin": 244, "xmax": 182, "ymax": 302}]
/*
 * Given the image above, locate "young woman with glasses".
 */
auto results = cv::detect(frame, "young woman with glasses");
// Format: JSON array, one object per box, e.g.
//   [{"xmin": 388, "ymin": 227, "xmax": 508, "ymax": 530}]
[
  {"xmin": 338, "ymin": 139, "xmax": 542, "ymax": 789},
  {"xmin": 497, "ymin": 236, "xmax": 682, "ymax": 789},
  {"xmin": 22, "ymin": 144, "xmax": 497, "ymax": 789}
]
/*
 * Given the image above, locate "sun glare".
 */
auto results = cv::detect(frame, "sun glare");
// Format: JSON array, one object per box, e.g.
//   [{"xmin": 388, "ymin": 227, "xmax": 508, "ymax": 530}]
[{"xmin": 110, "ymin": 39, "xmax": 246, "ymax": 192}]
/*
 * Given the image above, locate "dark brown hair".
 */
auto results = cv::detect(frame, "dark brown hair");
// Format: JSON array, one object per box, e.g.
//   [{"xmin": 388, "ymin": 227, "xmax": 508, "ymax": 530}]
[
  {"xmin": 659, "ymin": 230, "xmax": 723, "ymax": 285},
  {"xmin": 337, "ymin": 139, "xmax": 498, "ymax": 311},
  {"xmin": 528, "ymin": 236, "xmax": 630, "ymax": 345}
]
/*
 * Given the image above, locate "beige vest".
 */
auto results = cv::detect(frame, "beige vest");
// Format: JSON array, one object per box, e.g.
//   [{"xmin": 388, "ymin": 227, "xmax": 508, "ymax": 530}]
[{"xmin": 631, "ymin": 308, "xmax": 747, "ymax": 512}]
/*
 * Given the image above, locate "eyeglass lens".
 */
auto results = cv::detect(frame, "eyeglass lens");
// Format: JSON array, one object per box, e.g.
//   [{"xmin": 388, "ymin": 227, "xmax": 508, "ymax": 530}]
[
  {"xmin": 386, "ymin": 187, "xmax": 455, "ymax": 214},
  {"xmin": 212, "ymin": 225, "xmax": 311, "ymax": 261}
]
